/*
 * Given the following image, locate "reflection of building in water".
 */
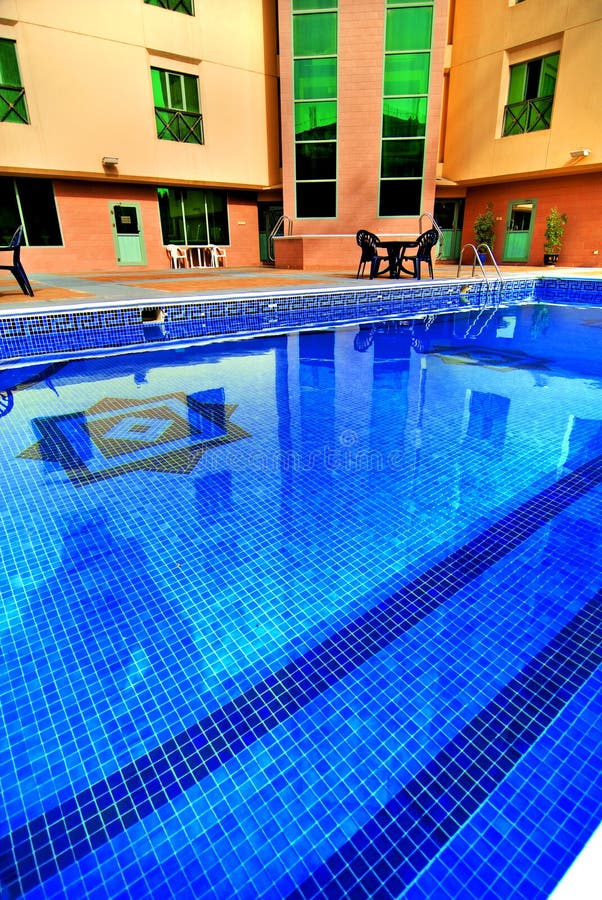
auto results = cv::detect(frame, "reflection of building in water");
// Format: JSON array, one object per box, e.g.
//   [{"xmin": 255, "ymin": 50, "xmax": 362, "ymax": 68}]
[{"xmin": 402, "ymin": 309, "xmax": 602, "ymax": 529}]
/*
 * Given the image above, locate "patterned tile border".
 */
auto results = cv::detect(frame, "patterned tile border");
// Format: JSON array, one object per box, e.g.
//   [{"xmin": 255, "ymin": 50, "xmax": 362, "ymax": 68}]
[{"xmin": 0, "ymin": 277, "xmax": 546, "ymax": 363}]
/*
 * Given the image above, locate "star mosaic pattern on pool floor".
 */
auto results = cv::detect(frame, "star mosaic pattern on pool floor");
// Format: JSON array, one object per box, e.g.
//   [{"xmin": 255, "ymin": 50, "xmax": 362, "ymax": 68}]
[{"xmin": 17, "ymin": 391, "xmax": 250, "ymax": 486}]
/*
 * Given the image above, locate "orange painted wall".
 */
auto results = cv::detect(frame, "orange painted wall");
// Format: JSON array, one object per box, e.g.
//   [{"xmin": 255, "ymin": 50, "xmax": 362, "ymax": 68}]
[
  {"xmin": 20, "ymin": 183, "xmax": 261, "ymax": 273},
  {"xmin": 462, "ymin": 173, "xmax": 602, "ymax": 268}
]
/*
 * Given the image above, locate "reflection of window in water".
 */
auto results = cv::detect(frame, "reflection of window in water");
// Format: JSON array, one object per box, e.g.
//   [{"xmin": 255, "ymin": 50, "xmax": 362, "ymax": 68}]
[
  {"xmin": 187, "ymin": 387, "xmax": 227, "ymax": 437},
  {"xmin": 561, "ymin": 417, "xmax": 602, "ymax": 470},
  {"xmin": 496, "ymin": 316, "xmax": 516, "ymax": 339},
  {"xmin": 464, "ymin": 391, "xmax": 510, "ymax": 448}
]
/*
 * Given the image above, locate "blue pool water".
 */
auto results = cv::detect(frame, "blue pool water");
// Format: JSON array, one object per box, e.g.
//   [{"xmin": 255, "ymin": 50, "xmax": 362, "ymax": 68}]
[{"xmin": 1, "ymin": 301, "xmax": 602, "ymax": 898}]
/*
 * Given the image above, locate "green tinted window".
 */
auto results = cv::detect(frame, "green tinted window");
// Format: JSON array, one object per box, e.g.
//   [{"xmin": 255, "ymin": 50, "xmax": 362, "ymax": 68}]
[
  {"xmin": 293, "ymin": 0, "xmax": 337, "ymax": 9},
  {"xmin": 293, "ymin": 13, "xmax": 337, "ymax": 56},
  {"xmin": 296, "ymin": 142, "xmax": 336, "ymax": 180},
  {"xmin": 294, "ymin": 58, "xmax": 337, "ymax": 99},
  {"xmin": 386, "ymin": 7, "xmax": 433, "ymax": 51},
  {"xmin": 0, "ymin": 39, "xmax": 21, "ymax": 84},
  {"xmin": 379, "ymin": 179, "xmax": 422, "ymax": 217},
  {"xmin": 384, "ymin": 53, "xmax": 430, "ymax": 95},
  {"xmin": 151, "ymin": 68, "xmax": 199, "ymax": 112},
  {"xmin": 0, "ymin": 39, "xmax": 28, "ymax": 124},
  {"xmin": 383, "ymin": 97, "xmax": 427, "ymax": 137},
  {"xmin": 0, "ymin": 177, "xmax": 62, "ymax": 245},
  {"xmin": 157, "ymin": 187, "xmax": 229, "ymax": 245},
  {"xmin": 296, "ymin": 182, "xmax": 336, "ymax": 217},
  {"xmin": 295, "ymin": 101, "xmax": 337, "ymax": 140},
  {"xmin": 381, "ymin": 139, "xmax": 424, "ymax": 178}
]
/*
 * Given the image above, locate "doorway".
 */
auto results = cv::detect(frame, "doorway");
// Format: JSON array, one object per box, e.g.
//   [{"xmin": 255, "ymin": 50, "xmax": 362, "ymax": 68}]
[
  {"xmin": 433, "ymin": 198, "xmax": 464, "ymax": 261},
  {"xmin": 502, "ymin": 199, "xmax": 536, "ymax": 263},
  {"xmin": 110, "ymin": 202, "xmax": 147, "ymax": 266},
  {"xmin": 258, "ymin": 203, "xmax": 284, "ymax": 264}
]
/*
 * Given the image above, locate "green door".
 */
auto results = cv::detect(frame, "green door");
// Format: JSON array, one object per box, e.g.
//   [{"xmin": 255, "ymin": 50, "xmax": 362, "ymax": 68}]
[
  {"xmin": 434, "ymin": 199, "xmax": 464, "ymax": 260},
  {"xmin": 502, "ymin": 200, "xmax": 536, "ymax": 263},
  {"xmin": 110, "ymin": 202, "xmax": 147, "ymax": 266}
]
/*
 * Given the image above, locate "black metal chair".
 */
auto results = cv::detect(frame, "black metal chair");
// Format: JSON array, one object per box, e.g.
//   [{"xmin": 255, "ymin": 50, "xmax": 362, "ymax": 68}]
[
  {"xmin": 397, "ymin": 228, "xmax": 439, "ymax": 279},
  {"xmin": 0, "ymin": 225, "xmax": 34, "ymax": 296},
  {"xmin": 356, "ymin": 229, "xmax": 390, "ymax": 279}
]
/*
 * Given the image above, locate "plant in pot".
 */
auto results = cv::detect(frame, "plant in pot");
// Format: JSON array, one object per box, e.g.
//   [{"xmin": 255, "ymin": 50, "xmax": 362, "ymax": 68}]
[
  {"xmin": 473, "ymin": 203, "xmax": 496, "ymax": 262},
  {"xmin": 543, "ymin": 207, "xmax": 568, "ymax": 266}
]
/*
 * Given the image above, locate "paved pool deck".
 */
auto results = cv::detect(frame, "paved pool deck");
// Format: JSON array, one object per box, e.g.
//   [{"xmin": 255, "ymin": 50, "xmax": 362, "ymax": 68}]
[{"xmin": 2, "ymin": 263, "xmax": 602, "ymax": 315}]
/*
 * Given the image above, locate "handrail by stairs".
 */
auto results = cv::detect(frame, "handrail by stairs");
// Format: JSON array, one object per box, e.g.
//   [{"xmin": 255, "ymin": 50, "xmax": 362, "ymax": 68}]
[
  {"xmin": 267, "ymin": 214, "xmax": 293, "ymax": 263},
  {"xmin": 457, "ymin": 243, "xmax": 505, "ymax": 338},
  {"xmin": 419, "ymin": 211, "xmax": 444, "ymax": 258},
  {"xmin": 457, "ymin": 243, "xmax": 504, "ymax": 285}
]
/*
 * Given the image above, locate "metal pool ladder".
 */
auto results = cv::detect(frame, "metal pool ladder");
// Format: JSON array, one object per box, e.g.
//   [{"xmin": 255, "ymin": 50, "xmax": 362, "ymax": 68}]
[
  {"xmin": 457, "ymin": 244, "xmax": 505, "ymax": 338},
  {"xmin": 267, "ymin": 214, "xmax": 293, "ymax": 263}
]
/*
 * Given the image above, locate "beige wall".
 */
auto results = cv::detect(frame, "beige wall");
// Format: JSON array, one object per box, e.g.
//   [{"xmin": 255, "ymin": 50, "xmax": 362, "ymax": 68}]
[
  {"xmin": 443, "ymin": 0, "xmax": 602, "ymax": 184},
  {"xmin": 0, "ymin": 0, "xmax": 281, "ymax": 190}
]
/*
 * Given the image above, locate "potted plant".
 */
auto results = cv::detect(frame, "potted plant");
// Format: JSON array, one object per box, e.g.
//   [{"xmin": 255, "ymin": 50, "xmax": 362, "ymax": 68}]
[
  {"xmin": 543, "ymin": 207, "xmax": 568, "ymax": 266},
  {"xmin": 473, "ymin": 203, "xmax": 496, "ymax": 262}
]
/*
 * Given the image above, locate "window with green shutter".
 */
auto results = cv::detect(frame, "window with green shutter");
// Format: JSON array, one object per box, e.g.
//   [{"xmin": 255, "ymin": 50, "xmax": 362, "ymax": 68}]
[
  {"xmin": 503, "ymin": 52, "xmax": 559, "ymax": 136},
  {"xmin": 151, "ymin": 67, "xmax": 203, "ymax": 144},
  {"xmin": 0, "ymin": 39, "xmax": 29, "ymax": 124},
  {"xmin": 144, "ymin": 0, "xmax": 194, "ymax": 15}
]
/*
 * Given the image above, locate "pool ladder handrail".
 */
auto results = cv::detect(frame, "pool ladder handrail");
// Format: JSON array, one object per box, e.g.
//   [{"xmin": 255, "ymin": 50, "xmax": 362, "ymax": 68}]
[
  {"xmin": 457, "ymin": 243, "xmax": 504, "ymax": 286},
  {"xmin": 267, "ymin": 214, "xmax": 293, "ymax": 263},
  {"xmin": 419, "ymin": 211, "xmax": 444, "ymax": 258}
]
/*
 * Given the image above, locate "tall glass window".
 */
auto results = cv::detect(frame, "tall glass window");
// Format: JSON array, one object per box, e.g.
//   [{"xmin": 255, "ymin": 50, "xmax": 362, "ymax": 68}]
[
  {"xmin": 0, "ymin": 177, "xmax": 62, "ymax": 245},
  {"xmin": 292, "ymin": 1, "xmax": 338, "ymax": 218},
  {"xmin": 379, "ymin": 2, "xmax": 433, "ymax": 217},
  {"xmin": 0, "ymin": 39, "xmax": 29, "ymax": 124},
  {"xmin": 157, "ymin": 187, "xmax": 229, "ymax": 245}
]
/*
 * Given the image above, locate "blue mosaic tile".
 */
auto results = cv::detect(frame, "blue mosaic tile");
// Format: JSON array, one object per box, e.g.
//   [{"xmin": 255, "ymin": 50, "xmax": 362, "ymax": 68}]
[
  {"xmin": 0, "ymin": 277, "xmax": 543, "ymax": 363},
  {"xmin": 1, "ymin": 296, "xmax": 602, "ymax": 898}
]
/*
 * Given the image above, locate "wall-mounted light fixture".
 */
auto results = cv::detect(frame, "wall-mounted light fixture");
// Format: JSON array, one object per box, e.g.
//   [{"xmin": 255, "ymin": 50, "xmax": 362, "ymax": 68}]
[
  {"xmin": 569, "ymin": 149, "xmax": 591, "ymax": 158},
  {"xmin": 102, "ymin": 156, "xmax": 119, "ymax": 166}
]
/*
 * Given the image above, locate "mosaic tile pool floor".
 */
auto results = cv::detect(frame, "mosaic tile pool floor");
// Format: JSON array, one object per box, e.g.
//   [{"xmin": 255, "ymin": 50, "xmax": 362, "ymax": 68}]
[{"xmin": 1, "ymin": 302, "xmax": 602, "ymax": 898}]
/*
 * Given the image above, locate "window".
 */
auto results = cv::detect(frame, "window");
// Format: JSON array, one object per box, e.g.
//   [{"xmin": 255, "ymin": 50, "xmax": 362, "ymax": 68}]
[
  {"xmin": 0, "ymin": 177, "xmax": 62, "ymax": 245},
  {"xmin": 0, "ymin": 39, "xmax": 28, "ymax": 124},
  {"xmin": 379, "ymin": 2, "xmax": 433, "ymax": 216},
  {"xmin": 151, "ymin": 67, "xmax": 203, "ymax": 143},
  {"xmin": 157, "ymin": 187, "xmax": 229, "ymax": 245},
  {"xmin": 503, "ymin": 52, "xmax": 559, "ymax": 136},
  {"xmin": 292, "ymin": 2, "xmax": 338, "ymax": 218},
  {"xmin": 144, "ymin": 0, "xmax": 194, "ymax": 14}
]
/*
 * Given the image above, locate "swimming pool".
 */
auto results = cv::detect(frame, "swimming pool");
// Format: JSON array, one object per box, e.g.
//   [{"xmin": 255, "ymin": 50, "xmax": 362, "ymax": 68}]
[{"xmin": 1, "ymin": 300, "xmax": 601, "ymax": 898}]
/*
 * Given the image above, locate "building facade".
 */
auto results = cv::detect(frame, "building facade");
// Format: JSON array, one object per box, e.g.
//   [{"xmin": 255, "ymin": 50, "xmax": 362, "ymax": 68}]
[
  {"xmin": 0, "ymin": 0, "xmax": 282, "ymax": 273},
  {"xmin": 438, "ymin": 0, "xmax": 601, "ymax": 269},
  {"xmin": 0, "ymin": 0, "xmax": 600, "ymax": 274}
]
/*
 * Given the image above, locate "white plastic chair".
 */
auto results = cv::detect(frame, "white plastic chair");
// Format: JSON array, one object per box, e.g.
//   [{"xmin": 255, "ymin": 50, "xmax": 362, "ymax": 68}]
[
  {"xmin": 166, "ymin": 244, "xmax": 188, "ymax": 269},
  {"xmin": 210, "ymin": 245, "xmax": 226, "ymax": 267}
]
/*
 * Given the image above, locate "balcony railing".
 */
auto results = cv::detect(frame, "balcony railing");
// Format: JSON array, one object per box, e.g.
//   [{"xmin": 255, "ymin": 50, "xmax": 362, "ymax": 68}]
[
  {"xmin": 146, "ymin": 0, "xmax": 194, "ymax": 13},
  {"xmin": 0, "ymin": 85, "xmax": 29, "ymax": 124},
  {"xmin": 154, "ymin": 107, "xmax": 204, "ymax": 144},
  {"xmin": 502, "ymin": 95, "xmax": 553, "ymax": 136}
]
